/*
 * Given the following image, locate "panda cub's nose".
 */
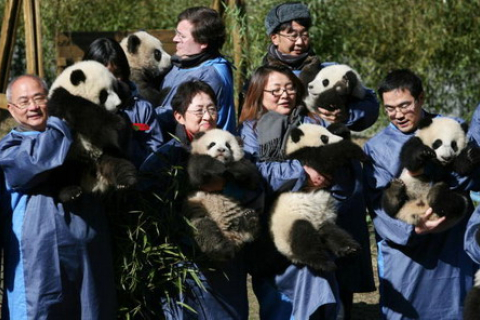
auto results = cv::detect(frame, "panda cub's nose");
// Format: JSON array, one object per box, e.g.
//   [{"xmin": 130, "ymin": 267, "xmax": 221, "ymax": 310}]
[{"xmin": 217, "ymin": 147, "xmax": 226, "ymax": 153}]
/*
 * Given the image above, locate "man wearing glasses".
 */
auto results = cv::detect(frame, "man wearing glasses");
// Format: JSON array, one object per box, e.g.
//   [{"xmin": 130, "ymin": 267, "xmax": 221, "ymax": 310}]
[
  {"xmin": 363, "ymin": 69, "xmax": 480, "ymax": 319},
  {"xmin": 0, "ymin": 75, "xmax": 116, "ymax": 319}
]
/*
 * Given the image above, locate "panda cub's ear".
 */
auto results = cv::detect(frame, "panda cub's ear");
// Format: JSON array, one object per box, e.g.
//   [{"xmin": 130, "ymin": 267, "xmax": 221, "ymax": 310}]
[
  {"xmin": 327, "ymin": 123, "xmax": 350, "ymax": 140},
  {"xmin": 70, "ymin": 69, "xmax": 86, "ymax": 86},
  {"xmin": 290, "ymin": 127, "xmax": 305, "ymax": 143},
  {"xmin": 417, "ymin": 117, "xmax": 433, "ymax": 129},
  {"xmin": 461, "ymin": 121, "xmax": 469, "ymax": 134},
  {"xmin": 127, "ymin": 34, "xmax": 141, "ymax": 54},
  {"xmin": 193, "ymin": 131, "xmax": 206, "ymax": 141}
]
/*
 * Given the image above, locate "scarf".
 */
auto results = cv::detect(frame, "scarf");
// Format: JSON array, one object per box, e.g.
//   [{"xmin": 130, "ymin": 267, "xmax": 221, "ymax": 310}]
[
  {"xmin": 171, "ymin": 50, "xmax": 220, "ymax": 69},
  {"xmin": 263, "ymin": 44, "xmax": 315, "ymax": 70},
  {"xmin": 256, "ymin": 105, "xmax": 306, "ymax": 161}
]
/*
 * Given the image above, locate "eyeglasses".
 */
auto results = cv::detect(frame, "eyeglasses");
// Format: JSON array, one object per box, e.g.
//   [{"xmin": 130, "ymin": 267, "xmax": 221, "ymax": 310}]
[
  {"xmin": 278, "ymin": 32, "xmax": 309, "ymax": 42},
  {"xmin": 264, "ymin": 87, "xmax": 297, "ymax": 97},
  {"xmin": 384, "ymin": 100, "xmax": 416, "ymax": 114},
  {"xmin": 9, "ymin": 95, "xmax": 48, "ymax": 110},
  {"xmin": 187, "ymin": 106, "xmax": 218, "ymax": 118}
]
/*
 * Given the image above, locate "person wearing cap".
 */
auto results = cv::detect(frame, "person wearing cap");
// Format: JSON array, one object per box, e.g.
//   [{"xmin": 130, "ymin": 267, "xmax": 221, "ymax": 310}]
[
  {"xmin": 260, "ymin": 3, "xmax": 378, "ymax": 319},
  {"xmin": 263, "ymin": 1, "xmax": 379, "ymax": 130}
]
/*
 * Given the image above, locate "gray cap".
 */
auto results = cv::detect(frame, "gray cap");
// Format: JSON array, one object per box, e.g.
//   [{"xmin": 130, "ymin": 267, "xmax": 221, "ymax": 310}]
[{"xmin": 265, "ymin": 2, "xmax": 311, "ymax": 35}]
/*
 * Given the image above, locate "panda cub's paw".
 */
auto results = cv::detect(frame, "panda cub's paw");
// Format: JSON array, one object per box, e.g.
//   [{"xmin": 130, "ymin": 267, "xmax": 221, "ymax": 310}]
[
  {"xmin": 382, "ymin": 179, "xmax": 407, "ymax": 217},
  {"xmin": 401, "ymin": 137, "xmax": 436, "ymax": 172},
  {"xmin": 453, "ymin": 146, "xmax": 480, "ymax": 175},
  {"xmin": 59, "ymin": 185, "xmax": 83, "ymax": 203}
]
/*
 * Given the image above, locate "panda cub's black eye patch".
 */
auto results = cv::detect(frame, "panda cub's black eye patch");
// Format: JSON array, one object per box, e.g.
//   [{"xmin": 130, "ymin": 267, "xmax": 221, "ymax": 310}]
[
  {"xmin": 99, "ymin": 89, "xmax": 108, "ymax": 105},
  {"xmin": 451, "ymin": 141, "xmax": 458, "ymax": 151},
  {"xmin": 322, "ymin": 79, "xmax": 329, "ymax": 87},
  {"xmin": 432, "ymin": 139, "xmax": 442, "ymax": 150},
  {"xmin": 154, "ymin": 49, "xmax": 162, "ymax": 62},
  {"xmin": 226, "ymin": 142, "xmax": 231, "ymax": 149},
  {"xmin": 321, "ymin": 135, "xmax": 329, "ymax": 144},
  {"xmin": 207, "ymin": 142, "xmax": 216, "ymax": 149}
]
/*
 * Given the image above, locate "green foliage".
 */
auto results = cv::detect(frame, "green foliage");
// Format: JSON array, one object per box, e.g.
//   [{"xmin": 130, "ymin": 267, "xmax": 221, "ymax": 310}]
[{"xmin": 108, "ymin": 164, "xmax": 200, "ymax": 319}]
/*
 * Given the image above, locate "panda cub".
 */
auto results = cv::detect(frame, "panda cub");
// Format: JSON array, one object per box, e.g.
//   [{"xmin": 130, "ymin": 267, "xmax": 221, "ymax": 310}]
[
  {"xmin": 185, "ymin": 129, "xmax": 261, "ymax": 262},
  {"xmin": 382, "ymin": 117, "xmax": 477, "ymax": 230},
  {"xmin": 48, "ymin": 60, "xmax": 137, "ymax": 202},
  {"xmin": 300, "ymin": 64, "xmax": 366, "ymax": 115},
  {"xmin": 269, "ymin": 123, "xmax": 365, "ymax": 271},
  {"xmin": 120, "ymin": 31, "xmax": 171, "ymax": 106}
]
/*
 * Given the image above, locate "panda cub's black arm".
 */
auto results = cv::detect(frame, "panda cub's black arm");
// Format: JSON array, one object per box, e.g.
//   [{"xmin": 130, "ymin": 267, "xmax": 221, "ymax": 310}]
[
  {"xmin": 400, "ymin": 137, "xmax": 436, "ymax": 172},
  {"xmin": 225, "ymin": 158, "xmax": 262, "ymax": 190},
  {"xmin": 453, "ymin": 144, "xmax": 480, "ymax": 175},
  {"xmin": 187, "ymin": 154, "xmax": 227, "ymax": 188}
]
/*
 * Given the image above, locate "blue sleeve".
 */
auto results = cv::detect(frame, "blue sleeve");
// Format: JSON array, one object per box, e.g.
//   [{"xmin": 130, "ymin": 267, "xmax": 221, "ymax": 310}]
[
  {"xmin": 346, "ymin": 89, "xmax": 380, "ymax": 132},
  {"xmin": 133, "ymin": 98, "xmax": 164, "ymax": 152},
  {"xmin": 238, "ymin": 120, "xmax": 306, "ymax": 195},
  {"xmin": 465, "ymin": 205, "xmax": 480, "ymax": 264},
  {"xmin": 203, "ymin": 64, "xmax": 237, "ymax": 134},
  {"xmin": 363, "ymin": 141, "xmax": 420, "ymax": 246},
  {"xmin": 468, "ymin": 103, "xmax": 480, "ymax": 147},
  {"xmin": 0, "ymin": 117, "xmax": 72, "ymax": 191}
]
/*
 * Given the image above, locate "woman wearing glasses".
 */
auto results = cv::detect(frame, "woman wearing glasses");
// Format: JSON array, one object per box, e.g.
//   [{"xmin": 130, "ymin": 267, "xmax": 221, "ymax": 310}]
[
  {"xmin": 239, "ymin": 64, "xmax": 363, "ymax": 320},
  {"xmin": 141, "ymin": 80, "xmax": 263, "ymax": 320},
  {"xmin": 261, "ymin": 3, "xmax": 379, "ymax": 318}
]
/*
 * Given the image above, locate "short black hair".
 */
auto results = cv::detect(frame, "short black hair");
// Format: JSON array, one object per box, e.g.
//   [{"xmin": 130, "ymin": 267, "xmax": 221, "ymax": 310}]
[
  {"xmin": 378, "ymin": 69, "xmax": 424, "ymax": 101},
  {"xmin": 171, "ymin": 80, "xmax": 217, "ymax": 115},
  {"xmin": 83, "ymin": 37, "xmax": 131, "ymax": 80},
  {"xmin": 178, "ymin": 7, "xmax": 226, "ymax": 54}
]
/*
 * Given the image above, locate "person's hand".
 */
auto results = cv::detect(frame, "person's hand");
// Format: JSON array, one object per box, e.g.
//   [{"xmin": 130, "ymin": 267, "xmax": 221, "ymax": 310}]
[
  {"xmin": 317, "ymin": 107, "xmax": 347, "ymax": 123},
  {"xmin": 199, "ymin": 176, "xmax": 226, "ymax": 192},
  {"xmin": 414, "ymin": 208, "xmax": 447, "ymax": 234},
  {"xmin": 303, "ymin": 165, "xmax": 332, "ymax": 189}
]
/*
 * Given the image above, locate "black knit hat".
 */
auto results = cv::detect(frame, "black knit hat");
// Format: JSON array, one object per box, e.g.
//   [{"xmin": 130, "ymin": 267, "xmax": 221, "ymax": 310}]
[{"xmin": 265, "ymin": 2, "xmax": 311, "ymax": 35}]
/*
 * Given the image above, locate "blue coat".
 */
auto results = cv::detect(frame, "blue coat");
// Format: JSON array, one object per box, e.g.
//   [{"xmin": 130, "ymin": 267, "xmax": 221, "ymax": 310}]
[
  {"xmin": 118, "ymin": 83, "xmax": 164, "ymax": 168},
  {"xmin": 465, "ymin": 205, "xmax": 480, "ymax": 264},
  {"xmin": 140, "ymin": 125, "xmax": 264, "ymax": 320},
  {"xmin": 363, "ymin": 114, "xmax": 480, "ymax": 320},
  {"xmin": 0, "ymin": 117, "xmax": 116, "ymax": 320},
  {"xmin": 157, "ymin": 56, "xmax": 237, "ymax": 135}
]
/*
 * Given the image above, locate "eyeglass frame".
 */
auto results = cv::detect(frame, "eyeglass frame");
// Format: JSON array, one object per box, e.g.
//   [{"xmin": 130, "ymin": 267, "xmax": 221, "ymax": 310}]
[
  {"xmin": 278, "ymin": 32, "xmax": 310, "ymax": 42},
  {"xmin": 263, "ymin": 87, "xmax": 297, "ymax": 98},
  {"xmin": 186, "ymin": 106, "xmax": 219, "ymax": 118},
  {"xmin": 384, "ymin": 99, "xmax": 417, "ymax": 114},
  {"xmin": 8, "ymin": 94, "xmax": 48, "ymax": 110}
]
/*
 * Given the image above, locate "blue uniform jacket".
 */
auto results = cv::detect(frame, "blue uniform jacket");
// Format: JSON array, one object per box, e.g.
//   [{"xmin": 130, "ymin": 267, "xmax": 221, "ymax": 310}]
[
  {"xmin": 0, "ymin": 117, "xmax": 116, "ymax": 320},
  {"xmin": 140, "ymin": 125, "xmax": 264, "ymax": 320},
  {"xmin": 119, "ymin": 91, "xmax": 164, "ymax": 168},
  {"xmin": 156, "ymin": 57, "xmax": 237, "ymax": 135},
  {"xmin": 363, "ymin": 115, "xmax": 480, "ymax": 320}
]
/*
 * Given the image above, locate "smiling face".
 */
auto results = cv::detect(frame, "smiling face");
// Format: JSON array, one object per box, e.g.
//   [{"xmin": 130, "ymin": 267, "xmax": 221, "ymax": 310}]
[
  {"xmin": 8, "ymin": 76, "xmax": 48, "ymax": 131},
  {"xmin": 174, "ymin": 91, "xmax": 217, "ymax": 134},
  {"xmin": 173, "ymin": 19, "xmax": 207, "ymax": 58},
  {"xmin": 262, "ymin": 71, "xmax": 296, "ymax": 115},
  {"xmin": 383, "ymin": 88, "xmax": 424, "ymax": 133},
  {"xmin": 271, "ymin": 21, "xmax": 310, "ymax": 56}
]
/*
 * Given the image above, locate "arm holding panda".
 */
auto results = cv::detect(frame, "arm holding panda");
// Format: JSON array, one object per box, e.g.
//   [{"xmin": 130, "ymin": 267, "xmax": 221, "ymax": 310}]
[
  {"xmin": 345, "ymin": 89, "xmax": 380, "ymax": 131},
  {"xmin": 0, "ymin": 117, "xmax": 73, "ymax": 191}
]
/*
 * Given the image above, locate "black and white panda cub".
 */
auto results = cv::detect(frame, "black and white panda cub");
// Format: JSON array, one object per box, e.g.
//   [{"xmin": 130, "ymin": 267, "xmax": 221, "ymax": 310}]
[
  {"xmin": 185, "ymin": 129, "xmax": 261, "ymax": 262},
  {"xmin": 299, "ymin": 64, "xmax": 366, "ymax": 115},
  {"xmin": 48, "ymin": 60, "xmax": 137, "ymax": 202},
  {"xmin": 269, "ymin": 123, "xmax": 366, "ymax": 271},
  {"xmin": 120, "ymin": 31, "xmax": 171, "ymax": 106},
  {"xmin": 382, "ymin": 117, "xmax": 479, "ymax": 230}
]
